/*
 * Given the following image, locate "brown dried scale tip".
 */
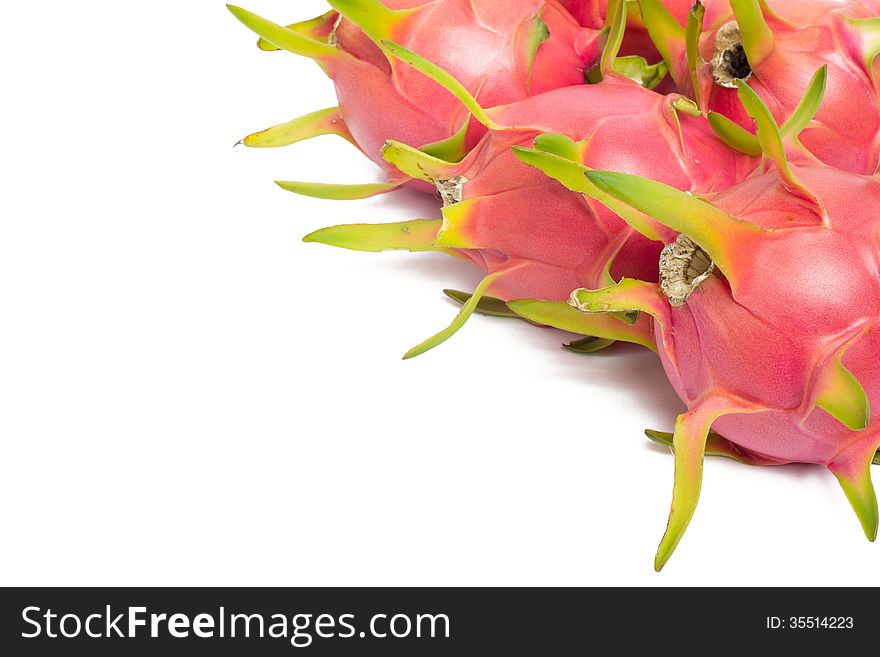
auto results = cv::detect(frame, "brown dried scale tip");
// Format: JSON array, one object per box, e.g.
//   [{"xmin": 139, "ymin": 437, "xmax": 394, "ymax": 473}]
[
  {"xmin": 659, "ymin": 235, "xmax": 715, "ymax": 307},
  {"xmin": 711, "ymin": 22, "xmax": 752, "ymax": 88}
]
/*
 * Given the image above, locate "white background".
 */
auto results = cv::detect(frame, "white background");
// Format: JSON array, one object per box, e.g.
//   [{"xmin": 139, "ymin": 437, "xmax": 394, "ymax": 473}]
[{"xmin": 2, "ymin": 0, "xmax": 878, "ymax": 586}]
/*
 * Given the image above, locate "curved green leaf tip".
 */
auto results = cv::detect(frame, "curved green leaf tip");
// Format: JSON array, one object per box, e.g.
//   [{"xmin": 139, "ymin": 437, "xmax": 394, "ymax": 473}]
[
  {"xmin": 275, "ymin": 180, "xmax": 404, "ymax": 200},
  {"xmin": 638, "ymin": 0, "xmax": 686, "ymax": 84},
  {"xmin": 582, "ymin": 169, "xmax": 762, "ymax": 282},
  {"xmin": 613, "ymin": 56, "xmax": 668, "ymax": 89},
  {"xmin": 686, "ymin": 1, "xmax": 705, "ymax": 105},
  {"xmin": 843, "ymin": 17, "xmax": 880, "ymax": 86},
  {"xmin": 708, "ymin": 112, "xmax": 761, "ymax": 156},
  {"xmin": 564, "ymin": 337, "xmax": 615, "ymax": 354},
  {"xmin": 381, "ymin": 140, "xmax": 453, "ymax": 182},
  {"xmin": 420, "ymin": 120, "xmax": 470, "ymax": 163},
  {"xmin": 380, "ymin": 41, "xmax": 501, "ymax": 130},
  {"xmin": 403, "ymin": 273, "xmax": 503, "ymax": 359},
  {"xmin": 832, "ymin": 462, "xmax": 879, "ymax": 542},
  {"xmin": 523, "ymin": 10, "xmax": 550, "ymax": 89},
  {"xmin": 715, "ymin": 66, "xmax": 828, "ymax": 157},
  {"xmin": 814, "ymin": 354, "xmax": 870, "ymax": 432},
  {"xmin": 327, "ymin": 0, "xmax": 416, "ymax": 43},
  {"xmin": 600, "ymin": 0, "xmax": 628, "ymax": 78},
  {"xmin": 241, "ymin": 107, "xmax": 355, "ymax": 149},
  {"xmin": 672, "ymin": 97, "xmax": 701, "ymax": 117},
  {"xmin": 227, "ymin": 5, "xmax": 340, "ymax": 62},
  {"xmin": 780, "ymin": 65, "xmax": 828, "ymax": 139},
  {"xmin": 256, "ymin": 13, "xmax": 336, "ymax": 52},
  {"xmin": 443, "ymin": 289, "xmax": 517, "ymax": 318},
  {"xmin": 508, "ymin": 298, "xmax": 656, "ymax": 351},
  {"xmin": 303, "ymin": 218, "xmax": 442, "ymax": 252}
]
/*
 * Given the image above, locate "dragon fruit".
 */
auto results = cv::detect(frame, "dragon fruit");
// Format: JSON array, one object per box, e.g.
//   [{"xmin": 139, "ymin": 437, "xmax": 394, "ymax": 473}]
[
  {"xmin": 517, "ymin": 75, "xmax": 880, "ymax": 569},
  {"xmin": 227, "ymin": 0, "xmax": 605, "ymax": 198},
  {"xmin": 300, "ymin": 3, "xmax": 755, "ymax": 358},
  {"xmin": 639, "ymin": 0, "xmax": 880, "ymax": 174}
]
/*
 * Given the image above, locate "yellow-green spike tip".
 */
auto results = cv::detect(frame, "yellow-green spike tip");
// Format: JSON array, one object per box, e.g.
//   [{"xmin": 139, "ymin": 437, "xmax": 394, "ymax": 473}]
[
  {"xmin": 275, "ymin": 180, "xmax": 405, "ymax": 200},
  {"xmin": 227, "ymin": 5, "xmax": 342, "ymax": 64},
  {"xmin": 508, "ymin": 299, "xmax": 656, "ymax": 352},
  {"xmin": 241, "ymin": 107, "xmax": 356, "ymax": 149},
  {"xmin": 403, "ymin": 271, "xmax": 508, "ymax": 359},
  {"xmin": 303, "ymin": 218, "xmax": 442, "ymax": 252}
]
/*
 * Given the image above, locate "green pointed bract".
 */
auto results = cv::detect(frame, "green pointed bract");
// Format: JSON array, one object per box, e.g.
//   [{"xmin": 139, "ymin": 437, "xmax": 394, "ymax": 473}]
[
  {"xmin": 844, "ymin": 17, "xmax": 880, "ymax": 86},
  {"xmin": 569, "ymin": 278, "xmax": 668, "ymax": 324},
  {"xmin": 599, "ymin": 0, "xmax": 628, "ymax": 79},
  {"xmin": 686, "ymin": 2, "xmax": 705, "ymax": 106},
  {"xmin": 672, "ymin": 96, "xmax": 701, "ymax": 118},
  {"xmin": 420, "ymin": 120, "xmax": 471, "ymax": 163},
  {"xmin": 523, "ymin": 9, "xmax": 550, "ymax": 90},
  {"xmin": 812, "ymin": 347, "xmax": 870, "ymax": 431},
  {"xmin": 708, "ymin": 111, "xmax": 761, "ymax": 156},
  {"xmin": 532, "ymin": 133, "xmax": 587, "ymax": 161},
  {"xmin": 241, "ymin": 107, "xmax": 356, "ymax": 149},
  {"xmin": 275, "ymin": 179, "xmax": 405, "ymax": 200},
  {"xmin": 564, "ymin": 336, "xmax": 616, "ymax": 354},
  {"xmin": 734, "ymin": 79, "xmax": 786, "ymax": 166},
  {"xmin": 645, "ymin": 429, "xmax": 784, "ymax": 466},
  {"xmin": 303, "ymin": 218, "xmax": 442, "ymax": 253},
  {"xmin": 583, "ymin": 170, "xmax": 764, "ymax": 283},
  {"xmin": 873, "ymin": 450, "xmax": 880, "ymax": 466},
  {"xmin": 711, "ymin": 66, "xmax": 826, "ymax": 157},
  {"xmin": 327, "ymin": 0, "xmax": 419, "ymax": 44},
  {"xmin": 257, "ymin": 12, "xmax": 336, "ymax": 51},
  {"xmin": 780, "ymin": 66, "xmax": 828, "ymax": 139},
  {"xmin": 508, "ymin": 299, "xmax": 657, "ymax": 351},
  {"xmin": 510, "ymin": 147, "xmax": 667, "ymax": 242},
  {"xmin": 612, "ymin": 56, "xmax": 668, "ymax": 90},
  {"xmin": 381, "ymin": 140, "xmax": 454, "ymax": 183},
  {"xmin": 830, "ymin": 443, "xmax": 880, "ymax": 541},
  {"xmin": 729, "ymin": 0, "xmax": 774, "ymax": 68},
  {"xmin": 381, "ymin": 41, "xmax": 503, "ymax": 130},
  {"xmin": 403, "ymin": 270, "xmax": 514, "ymax": 359},
  {"xmin": 443, "ymin": 289, "xmax": 517, "ymax": 318},
  {"xmin": 638, "ymin": 0, "xmax": 687, "ymax": 85},
  {"xmin": 654, "ymin": 398, "xmax": 756, "ymax": 571},
  {"xmin": 735, "ymin": 79, "xmax": 824, "ymax": 211},
  {"xmin": 227, "ymin": 5, "xmax": 343, "ymax": 69}
]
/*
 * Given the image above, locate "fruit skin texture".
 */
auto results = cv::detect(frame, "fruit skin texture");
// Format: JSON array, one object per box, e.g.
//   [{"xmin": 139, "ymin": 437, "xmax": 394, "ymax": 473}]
[
  {"xmin": 642, "ymin": 0, "xmax": 880, "ymax": 174},
  {"xmin": 654, "ymin": 164, "xmax": 880, "ymax": 466},
  {"xmin": 228, "ymin": 0, "xmax": 603, "ymax": 184},
  {"xmin": 380, "ymin": 77, "xmax": 755, "ymax": 304},
  {"xmin": 562, "ymin": 161, "xmax": 880, "ymax": 569},
  {"xmin": 303, "ymin": 4, "xmax": 757, "ymax": 358}
]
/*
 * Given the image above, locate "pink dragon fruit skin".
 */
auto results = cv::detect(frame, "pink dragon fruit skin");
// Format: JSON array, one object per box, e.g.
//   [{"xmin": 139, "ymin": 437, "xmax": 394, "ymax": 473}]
[
  {"xmin": 409, "ymin": 77, "xmax": 755, "ymax": 304},
  {"xmin": 227, "ymin": 0, "xmax": 603, "ymax": 197},
  {"xmin": 518, "ymin": 80, "xmax": 880, "ymax": 569},
  {"xmin": 640, "ymin": 0, "xmax": 880, "ymax": 174},
  {"xmin": 301, "ymin": 7, "xmax": 755, "ymax": 359}
]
